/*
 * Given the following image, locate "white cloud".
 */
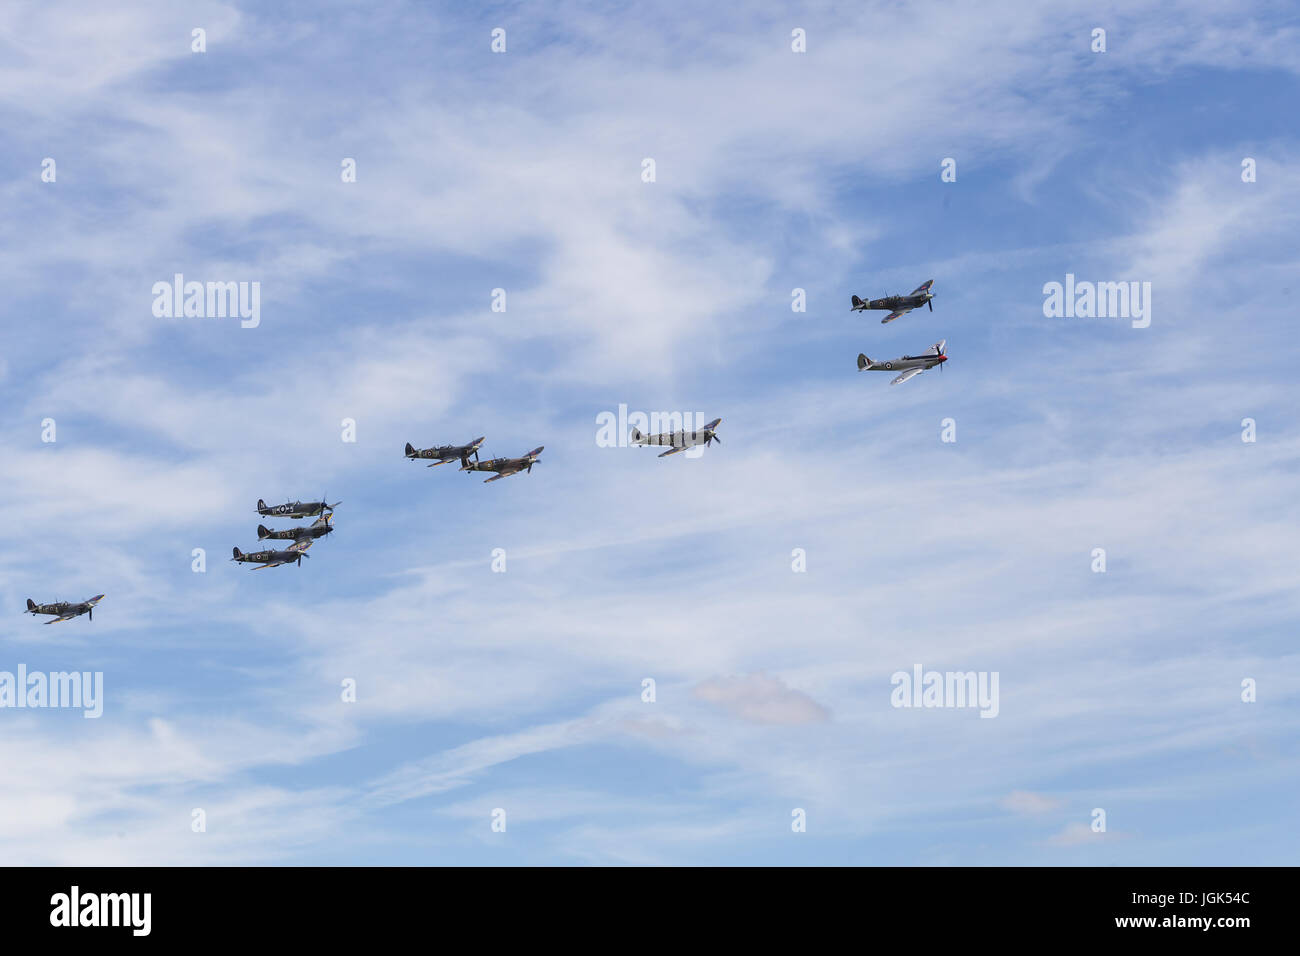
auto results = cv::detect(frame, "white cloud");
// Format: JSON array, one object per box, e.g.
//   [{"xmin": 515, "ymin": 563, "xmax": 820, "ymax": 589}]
[
  {"xmin": 1001, "ymin": 791, "xmax": 1063, "ymax": 815},
  {"xmin": 693, "ymin": 673, "xmax": 830, "ymax": 725},
  {"xmin": 1046, "ymin": 822, "xmax": 1107, "ymax": 847}
]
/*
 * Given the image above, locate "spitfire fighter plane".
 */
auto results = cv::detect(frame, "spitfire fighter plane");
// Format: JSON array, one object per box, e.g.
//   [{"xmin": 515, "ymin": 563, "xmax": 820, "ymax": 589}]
[
  {"xmin": 851, "ymin": 279, "xmax": 935, "ymax": 324},
  {"xmin": 257, "ymin": 514, "xmax": 334, "ymax": 553},
  {"xmin": 26, "ymin": 594, "xmax": 105, "ymax": 624},
  {"xmin": 256, "ymin": 496, "xmax": 340, "ymax": 520},
  {"xmin": 231, "ymin": 546, "xmax": 309, "ymax": 569},
  {"xmin": 405, "ymin": 437, "xmax": 486, "ymax": 467},
  {"xmin": 461, "ymin": 446, "xmax": 544, "ymax": 483},
  {"xmin": 857, "ymin": 340, "xmax": 948, "ymax": 384},
  {"xmin": 629, "ymin": 418, "xmax": 722, "ymax": 457}
]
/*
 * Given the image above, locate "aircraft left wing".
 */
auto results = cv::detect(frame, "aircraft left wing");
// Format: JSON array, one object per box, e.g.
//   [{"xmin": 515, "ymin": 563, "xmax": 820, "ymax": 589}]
[
  {"xmin": 881, "ymin": 309, "xmax": 911, "ymax": 324},
  {"xmin": 44, "ymin": 615, "xmax": 75, "ymax": 624},
  {"xmin": 657, "ymin": 445, "xmax": 687, "ymax": 457},
  {"xmin": 890, "ymin": 367, "xmax": 926, "ymax": 385}
]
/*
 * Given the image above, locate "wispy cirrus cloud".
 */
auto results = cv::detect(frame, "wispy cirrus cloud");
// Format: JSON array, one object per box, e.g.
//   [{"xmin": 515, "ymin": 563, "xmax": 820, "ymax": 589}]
[{"xmin": 0, "ymin": 0, "xmax": 1298, "ymax": 866}]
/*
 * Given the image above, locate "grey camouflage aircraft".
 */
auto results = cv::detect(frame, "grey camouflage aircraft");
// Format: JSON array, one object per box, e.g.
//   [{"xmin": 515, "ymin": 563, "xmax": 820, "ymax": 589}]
[
  {"xmin": 231, "ymin": 546, "xmax": 309, "ymax": 569},
  {"xmin": 629, "ymin": 418, "xmax": 722, "ymax": 457},
  {"xmin": 404, "ymin": 437, "xmax": 486, "ymax": 467},
  {"xmin": 857, "ymin": 340, "xmax": 948, "ymax": 384},
  {"xmin": 256, "ymin": 496, "xmax": 340, "ymax": 519},
  {"xmin": 851, "ymin": 279, "xmax": 935, "ymax": 324},
  {"xmin": 26, "ymin": 594, "xmax": 105, "ymax": 624},
  {"xmin": 461, "ymin": 446, "xmax": 544, "ymax": 483},
  {"xmin": 257, "ymin": 514, "xmax": 334, "ymax": 553}
]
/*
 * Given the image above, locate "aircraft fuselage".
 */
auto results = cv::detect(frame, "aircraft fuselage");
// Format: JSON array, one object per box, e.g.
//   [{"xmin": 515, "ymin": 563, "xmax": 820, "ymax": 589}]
[
  {"xmin": 862, "ymin": 353, "xmax": 946, "ymax": 372},
  {"xmin": 860, "ymin": 291, "xmax": 932, "ymax": 312}
]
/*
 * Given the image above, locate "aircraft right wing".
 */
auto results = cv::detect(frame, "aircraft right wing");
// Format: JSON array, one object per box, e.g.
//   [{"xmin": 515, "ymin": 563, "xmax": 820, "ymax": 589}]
[
  {"xmin": 881, "ymin": 309, "xmax": 911, "ymax": 324},
  {"xmin": 890, "ymin": 367, "xmax": 926, "ymax": 385},
  {"xmin": 287, "ymin": 538, "xmax": 312, "ymax": 553},
  {"xmin": 910, "ymin": 279, "xmax": 934, "ymax": 294}
]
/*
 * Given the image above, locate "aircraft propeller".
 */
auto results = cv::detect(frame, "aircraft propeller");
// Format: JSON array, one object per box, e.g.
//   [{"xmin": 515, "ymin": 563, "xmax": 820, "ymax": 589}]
[
  {"xmin": 317, "ymin": 492, "xmax": 342, "ymax": 518},
  {"xmin": 927, "ymin": 294, "xmax": 934, "ymax": 312}
]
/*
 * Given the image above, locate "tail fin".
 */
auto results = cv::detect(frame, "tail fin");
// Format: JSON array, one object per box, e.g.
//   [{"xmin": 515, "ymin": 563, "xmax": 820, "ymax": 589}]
[
  {"xmin": 404, "ymin": 442, "xmax": 416, "ymax": 456},
  {"xmin": 257, "ymin": 499, "xmax": 266, "ymax": 509},
  {"xmin": 232, "ymin": 547, "xmax": 243, "ymax": 559},
  {"xmin": 857, "ymin": 353, "xmax": 871, "ymax": 370},
  {"xmin": 257, "ymin": 525, "xmax": 271, "ymax": 539},
  {"xmin": 851, "ymin": 295, "xmax": 865, "ymax": 309},
  {"xmin": 460, "ymin": 454, "xmax": 470, "ymax": 468},
  {"xmin": 630, "ymin": 427, "xmax": 644, "ymax": 442},
  {"xmin": 26, "ymin": 598, "xmax": 35, "ymax": 611}
]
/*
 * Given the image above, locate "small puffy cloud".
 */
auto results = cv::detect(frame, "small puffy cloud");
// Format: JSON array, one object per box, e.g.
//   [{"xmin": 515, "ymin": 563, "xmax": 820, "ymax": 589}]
[
  {"xmin": 1001, "ymin": 790, "xmax": 1062, "ymax": 815},
  {"xmin": 1046, "ymin": 822, "xmax": 1103, "ymax": 847},
  {"xmin": 692, "ymin": 673, "xmax": 830, "ymax": 725}
]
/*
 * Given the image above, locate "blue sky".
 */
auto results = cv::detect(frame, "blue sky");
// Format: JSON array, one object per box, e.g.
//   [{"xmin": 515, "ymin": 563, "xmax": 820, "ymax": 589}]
[{"xmin": 1, "ymin": 0, "xmax": 1298, "ymax": 865}]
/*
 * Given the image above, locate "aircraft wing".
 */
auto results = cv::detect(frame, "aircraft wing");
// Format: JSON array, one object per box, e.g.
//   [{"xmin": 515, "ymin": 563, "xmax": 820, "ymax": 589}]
[
  {"xmin": 658, "ymin": 445, "xmax": 687, "ymax": 457},
  {"xmin": 287, "ymin": 538, "xmax": 312, "ymax": 553},
  {"xmin": 483, "ymin": 473, "xmax": 509, "ymax": 483},
  {"xmin": 44, "ymin": 614, "xmax": 75, "ymax": 624},
  {"xmin": 890, "ymin": 367, "xmax": 926, "ymax": 385},
  {"xmin": 881, "ymin": 308, "xmax": 911, "ymax": 324},
  {"xmin": 910, "ymin": 279, "xmax": 934, "ymax": 294}
]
